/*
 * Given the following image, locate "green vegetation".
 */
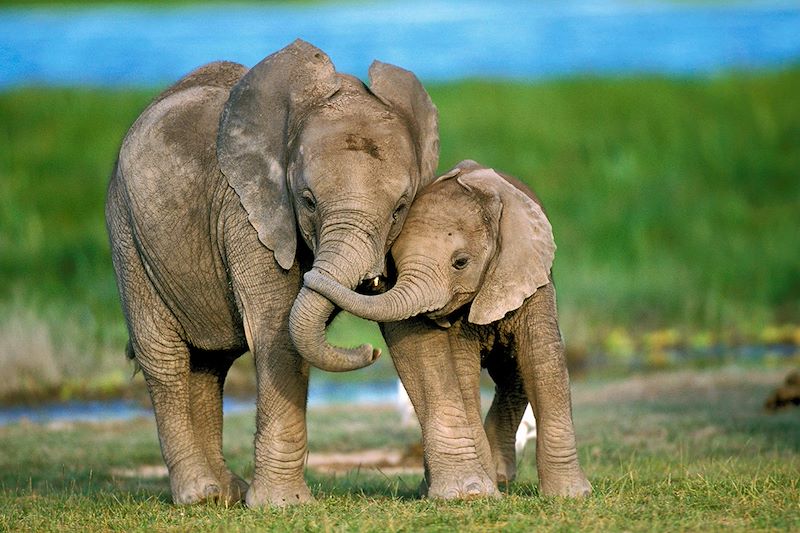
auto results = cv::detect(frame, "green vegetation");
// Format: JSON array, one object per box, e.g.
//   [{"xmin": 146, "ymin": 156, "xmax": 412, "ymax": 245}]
[
  {"xmin": 1, "ymin": 366, "xmax": 797, "ymax": 531},
  {"xmin": 435, "ymin": 72, "xmax": 800, "ymax": 335},
  {"xmin": 1, "ymin": 70, "xmax": 799, "ymax": 401}
]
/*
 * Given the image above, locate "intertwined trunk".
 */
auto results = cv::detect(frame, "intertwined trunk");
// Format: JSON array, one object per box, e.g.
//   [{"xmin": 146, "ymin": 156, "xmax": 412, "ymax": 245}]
[
  {"xmin": 302, "ymin": 261, "xmax": 448, "ymax": 324},
  {"xmin": 288, "ymin": 225, "xmax": 382, "ymax": 372}
]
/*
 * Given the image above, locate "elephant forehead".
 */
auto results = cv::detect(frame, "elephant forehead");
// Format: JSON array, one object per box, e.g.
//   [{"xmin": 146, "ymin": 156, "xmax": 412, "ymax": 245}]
[
  {"xmin": 299, "ymin": 148, "xmax": 415, "ymax": 205},
  {"xmin": 398, "ymin": 214, "xmax": 482, "ymax": 253},
  {"xmin": 408, "ymin": 184, "xmax": 482, "ymax": 225},
  {"xmin": 400, "ymin": 190, "xmax": 492, "ymax": 254},
  {"xmin": 303, "ymin": 136, "xmax": 411, "ymax": 167},
  {"xmin": 299, "ymin": 114, "xmax": 413, "ymax": 160}
]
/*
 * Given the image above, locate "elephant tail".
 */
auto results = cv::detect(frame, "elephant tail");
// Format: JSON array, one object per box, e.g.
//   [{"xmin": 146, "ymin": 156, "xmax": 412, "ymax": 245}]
[{"xmin": 125, "ymin": 339, "xmax": 142, "ymax": 376}]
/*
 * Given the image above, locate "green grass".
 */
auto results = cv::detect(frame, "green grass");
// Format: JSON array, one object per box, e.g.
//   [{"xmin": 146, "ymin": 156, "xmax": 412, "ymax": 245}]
[
  {"xmin": 1, "ymin": 70, "xmax": 799, "ymax": 400},
  {"xmin": 1, "ymin": 366, "xmax": 797, "ymax": 531}
]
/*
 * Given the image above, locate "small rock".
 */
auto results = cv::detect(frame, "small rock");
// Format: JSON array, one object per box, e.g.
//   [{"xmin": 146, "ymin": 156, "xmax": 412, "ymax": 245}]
[{"xmin": 764, "ymin": 370, "xmax": 800, "ymax": 411}]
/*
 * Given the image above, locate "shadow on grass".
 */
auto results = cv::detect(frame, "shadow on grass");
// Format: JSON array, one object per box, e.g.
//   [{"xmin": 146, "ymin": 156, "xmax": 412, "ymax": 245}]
[
  {"xmin": 309, "ymin": 472, "xmax": 549, "ymax": 501},
  {"xmin": 12, "ymin": 466, "xmax": 424, "ymax": 504},
  {"xmin": 308, "ymin": 470, "xmax": 422, "ymax": 500}
]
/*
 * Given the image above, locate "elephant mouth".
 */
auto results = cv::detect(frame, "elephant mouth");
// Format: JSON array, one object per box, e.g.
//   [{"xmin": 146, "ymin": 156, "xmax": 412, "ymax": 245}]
[
  {"xmin": 425, "ymin": 292, "xmax": 474, "ymax": 327},
  {"xmin": 356, "ymin": 275, "xmax": 389, "ymax": 295},
  {"xmin": 425, "ymin": 307, "xmax": 448, "ymax": 320},
  {"xmin": 424, "ymin": 305, "xmax": 455, "ymax": 329},
  {"xmin": 322, "ymin": 276, "xmax": 387, "ymax": 326}
]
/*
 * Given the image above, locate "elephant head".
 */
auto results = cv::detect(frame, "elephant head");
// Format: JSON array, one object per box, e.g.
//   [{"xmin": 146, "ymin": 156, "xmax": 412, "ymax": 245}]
[
  {"xmin": 302, "ymin": 161, "xmax": 555, "ymax": 327},
  {"xmin": 217, "ymin": 40, "xmax": 439, "ymax": 371}
]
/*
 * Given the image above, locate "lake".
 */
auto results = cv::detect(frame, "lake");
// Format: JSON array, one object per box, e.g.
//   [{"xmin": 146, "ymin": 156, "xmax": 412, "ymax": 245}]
[
  {"xmin": 0, "ymin": 379, "xmax": 404, "ymax": 425},
  {"xmin": 1, "ymin": 0, "xmax": 799, "ymax": 87}
]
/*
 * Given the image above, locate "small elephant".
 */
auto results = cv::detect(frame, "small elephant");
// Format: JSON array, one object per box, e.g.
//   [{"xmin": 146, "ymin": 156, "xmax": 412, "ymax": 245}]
[
  {"xmin": 304, "ymin": 160, "xmax": 592, "ymax": 498},
  {"xmin": 106, "ymin": 40, "xmax": 439, "ymax": 507}
]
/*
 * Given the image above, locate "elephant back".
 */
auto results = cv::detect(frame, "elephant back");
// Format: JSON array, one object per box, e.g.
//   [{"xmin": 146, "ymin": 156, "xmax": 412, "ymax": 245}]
[
  {"xmin": 149, "ymin": 61, "xmax": 247, "ymax": 110},
  {"xmin": 113, "ymin": 61, "xmax": 250, "ymax": 345}
]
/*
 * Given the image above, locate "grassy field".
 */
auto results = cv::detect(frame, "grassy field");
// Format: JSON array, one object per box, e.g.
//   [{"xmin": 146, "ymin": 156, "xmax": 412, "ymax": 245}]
[
  {"xmin": 0, "ymin": 365, "xmax": 797, "ymax": 531},
  {"xmin": 1, "ymin": 69, "xmax": 799, "ymax": 400}
]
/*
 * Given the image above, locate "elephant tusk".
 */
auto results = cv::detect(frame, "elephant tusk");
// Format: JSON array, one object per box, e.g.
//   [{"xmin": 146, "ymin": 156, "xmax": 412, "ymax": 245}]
[{"xmin": 434, "ymin": 317, "xmax": 452, "ymax": 328}]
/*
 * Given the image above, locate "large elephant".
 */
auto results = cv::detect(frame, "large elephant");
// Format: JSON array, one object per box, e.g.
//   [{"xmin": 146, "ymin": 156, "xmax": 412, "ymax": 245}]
[
  {"xmin": 105, "ymin": 40, "xmax": 438, "ymax": 507},
  {"xmin": 303, "ymin": 161, "xmax": 592, "ymax": 498}
]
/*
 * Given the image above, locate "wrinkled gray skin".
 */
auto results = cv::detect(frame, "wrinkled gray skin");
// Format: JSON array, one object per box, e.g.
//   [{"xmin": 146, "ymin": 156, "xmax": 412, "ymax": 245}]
[
  {"xmin": 105, "ymin": 40, "xmax": 438, "ymax": 507},
  {"xmin": 304, "ymin": 161, "xmax": 592, "ymax": 499}
]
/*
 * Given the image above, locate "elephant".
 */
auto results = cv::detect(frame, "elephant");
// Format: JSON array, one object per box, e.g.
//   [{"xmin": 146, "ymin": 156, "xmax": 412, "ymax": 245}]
[
  {"xmin": 105, "ymin": 39, "xmax": 439, "ymax": 507},
  {"xmin": 303, "ymin": 160, "xmax": 592, "ymax": 498}
]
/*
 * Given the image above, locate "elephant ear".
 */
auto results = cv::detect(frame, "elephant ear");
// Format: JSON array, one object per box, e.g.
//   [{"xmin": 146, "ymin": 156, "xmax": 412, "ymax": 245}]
[
  {"xmin": 459, "ymin": 167, "xmax": 556, "ymax": 325},
  {"xmin": 433, "ymin": 159, "xmax": 483, "ymax": 184},
  {"xmin": 217, "ymin": 39, "xmax": 341, "ymax": 270},
  {"xmin": 367, "ymin": 61, "xmax": 439, "ymax": 186}
]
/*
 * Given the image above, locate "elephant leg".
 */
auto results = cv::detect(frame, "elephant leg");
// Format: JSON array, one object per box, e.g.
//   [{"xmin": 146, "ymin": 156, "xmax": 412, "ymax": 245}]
[
  {"xmin": 382, "ymin": 319, "xmax": 498, "ymax": 500},
  {"xmin": 188, "ymin": 348, "xmax": 248, "ymax": 505},
  {"xmin": 224, "ymin": 212, "xmax": 311, "ymax": 508},
  {"xmin": 446, "ymin": 328, "xmax": 498, "ymax": 486},
  {"xmin": 134, "ymin": 335, "xmax": 221, "ymax": 505},
  {"xmin": 108, "ymin": 206, "xmax": 219, "ymax": 505},
  {"xmin": 233, "ymin": 286, "xmax": 311, "ymax": 506},
  {"xmin": 484, "ymin": 356, "xmax": 528, "ymax": 485},
  {"xmin": 515, "ymin": 284, "xmax": 591, "ymax": 498},
  {"xmin": 248, "ymin": 334, "xmax": 312, "ymax": 508}
]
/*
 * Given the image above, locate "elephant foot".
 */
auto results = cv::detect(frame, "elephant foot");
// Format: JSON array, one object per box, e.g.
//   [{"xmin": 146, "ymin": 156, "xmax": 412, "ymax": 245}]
[
  {"xmin": 216, "ymin": 471, "xmax": 249, "ymax": 505},
  {"xmin": 169, "ymin": 462, "xmax": 222, "ymax": 505},
  {"xmin": 539, "ymin": 469, "xmax": 592, "ymax": 498},
  {"xmin": 495, "ymin": 456, "xmax": 517, "ymax": 486},
  {"xmin": 245, "ymin": 479, "xmax": 314, "ymax": 508},
  {"xmin": 425, "ymin": 474, "xmax": 501, "ymax": 500}
]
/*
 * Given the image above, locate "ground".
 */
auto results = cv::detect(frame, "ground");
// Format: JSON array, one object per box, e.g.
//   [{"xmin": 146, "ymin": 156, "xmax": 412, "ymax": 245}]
[{"xmin": 1, "ymin": 364, "xmax": 797, "ymax": 531}]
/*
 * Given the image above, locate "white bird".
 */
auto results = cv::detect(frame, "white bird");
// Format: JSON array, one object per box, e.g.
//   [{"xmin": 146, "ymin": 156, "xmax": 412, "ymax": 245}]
[
  {"xmin": 396, "ymin": 378, "xmax": 538, "ymax": 455},
  {"xmin": 397, "ymin": 379, "xmax": 417, "ymax": 427},
  {"xmin": 515, "ymin": 404, "xmax": 537, "ymax": 455}
]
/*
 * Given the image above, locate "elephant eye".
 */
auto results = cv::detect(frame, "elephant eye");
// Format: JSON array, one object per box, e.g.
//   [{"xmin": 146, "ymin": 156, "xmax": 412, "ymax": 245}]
[
  {"xmin": 392, "ymin": 201, "xmax": 407, "ymax": 222},
  {"xmin": 301, "ymin": 190, "xmax": 316, "ymax": 212},
  {"xmin": 452, "ymin": 253, "xmax": 470, "ymax": 270}
]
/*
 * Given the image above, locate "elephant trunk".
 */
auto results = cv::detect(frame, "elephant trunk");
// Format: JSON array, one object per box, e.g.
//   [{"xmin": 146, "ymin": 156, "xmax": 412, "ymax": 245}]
[
  {"xmin": 289, "ymin": 228, "xmax": 383, "ymax": 373},
  {"xmin": 289, "ymin": 287, "xmax": 380, "ymax": 372},
  {"xmin": 303, "ymin": 263, "xmax": 448, "ymax": 323}
]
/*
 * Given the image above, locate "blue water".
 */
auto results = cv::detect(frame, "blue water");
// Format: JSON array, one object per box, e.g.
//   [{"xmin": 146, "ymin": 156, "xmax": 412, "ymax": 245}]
[
  {"xmin": 0, "ymin": 380, "xmax": 402, "ymax": 426},
  {"xmin": 0, "ymin": 399, "xmax": 150, "ymax": 425},
  {"xmin": 1, "ymin": 0, "xmax": 799, "ymax": 87},
  {"xmin": 1, "ymin": 343, "xmax": 793, "ymax": 424}
]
